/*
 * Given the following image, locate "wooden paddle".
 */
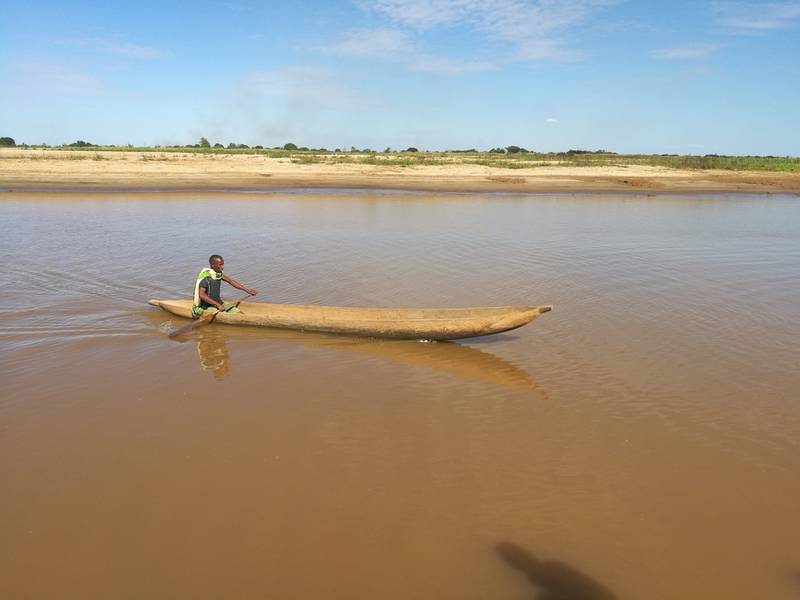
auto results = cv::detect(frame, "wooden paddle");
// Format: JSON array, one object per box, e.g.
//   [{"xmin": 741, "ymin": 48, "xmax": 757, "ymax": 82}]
[{"xmin": 168, "ymin": 292, "xmax": 253, "ymax": 338}]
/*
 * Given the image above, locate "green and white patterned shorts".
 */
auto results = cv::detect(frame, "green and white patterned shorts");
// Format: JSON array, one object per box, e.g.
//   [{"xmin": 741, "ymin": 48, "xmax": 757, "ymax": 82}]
[{"xmin": 191, "ymin": 301, "xmax": 241, "ymax": 319}]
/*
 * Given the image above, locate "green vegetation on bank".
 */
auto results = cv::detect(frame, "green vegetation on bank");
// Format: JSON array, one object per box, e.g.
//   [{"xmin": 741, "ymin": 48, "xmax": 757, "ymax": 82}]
[{"xmin": 1, "ymin": 137, "xmax": 798, "ymax": 172}]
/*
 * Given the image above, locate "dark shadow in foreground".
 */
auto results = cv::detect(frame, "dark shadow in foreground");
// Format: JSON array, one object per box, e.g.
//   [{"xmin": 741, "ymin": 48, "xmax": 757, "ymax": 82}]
[{"xmin": 496, "ymin": 542, "xmax": 618, "ymax": 600}]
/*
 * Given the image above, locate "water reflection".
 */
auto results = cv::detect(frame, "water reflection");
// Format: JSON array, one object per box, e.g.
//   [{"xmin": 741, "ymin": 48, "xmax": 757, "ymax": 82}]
[
  {"xmin": 304, "ymin": 337, "xmax": 539, "ymax": 392},
  {"xmin": 496, "ymin": 542, "xmax": 617, "ymax": 600},
  {"xmin": 195, "ymin": 329, "xmax": 230, "ymax": 380},
  {"xmin": 153, "ymin": 311, "xmax": 540, "ymax": 391}
]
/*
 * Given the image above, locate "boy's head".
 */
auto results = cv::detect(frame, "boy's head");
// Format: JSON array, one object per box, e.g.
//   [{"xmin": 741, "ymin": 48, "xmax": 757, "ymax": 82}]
[{"xmin": 209, "ymin": 254, "xmax": 224, "ymax": 273}]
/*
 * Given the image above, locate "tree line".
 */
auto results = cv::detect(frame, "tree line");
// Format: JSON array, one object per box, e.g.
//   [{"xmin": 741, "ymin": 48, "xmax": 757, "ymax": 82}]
[{"xmin": 1, "ymin": 136, "xmax": 620, "ymax": 155}]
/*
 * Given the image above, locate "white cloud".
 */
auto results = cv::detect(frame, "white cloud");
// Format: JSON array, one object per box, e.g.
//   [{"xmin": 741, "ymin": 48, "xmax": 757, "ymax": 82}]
[
  {"xmin": 410, "ymin": 55, "xmax": 495, "ymax": 74},
  {"xmin": 348, "ymin": 0, "xmax": 619, "ymax": 67},
  {"xmin": 713, "ymin": 2, "xmax": 800, "ymax": 33},
  {"xmin": 684, "ymin": 65, "xmax": 716, "ymax": 76},
  {"xmin": 357, "ymin": 0, "xmax": 474, "ymax": 29},
  {"xmin": 652, "ymin": 43, "xmax": 723, "ymax": 59},
  {"xmin": 103, "ymin": 42, "xmax": 167, "ymax": 59},
  {"xmin": 464, "ymin": 0, "xmax": 610, "ymax": 60},
  {"xmin": 327, "ymin": 28, "xmax": 494, "ymax": 74},
  {"xmin": 59, "ymin": 38, "xmax": 168, "ymax": 59},
  {"xmin": 222, "ymin": 1, "xmax": 257, "ymax": 13},
  {"xmin": 2, "ymin": 62, "xmax": 106, "ymax": 97},
  {"xmin": 240, "ymin": 66, "xmax": 381, "ymax": 111},
  {"xmin": 359, "ymin": 0, "xmax": 613, "ymax": 33},
  {"xmin": 546, "ymin": 117, "xmax": 558, "ymax": 123},
  {"xmin": 327, "ymin": 28, "xmax": 415, "ymax": 59}
]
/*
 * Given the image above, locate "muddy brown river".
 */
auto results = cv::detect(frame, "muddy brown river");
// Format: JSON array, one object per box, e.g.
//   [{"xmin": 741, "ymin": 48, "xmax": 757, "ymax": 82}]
[{"xmin": 2, "ymin": 190, "xmax": 799, "ymax": 599}]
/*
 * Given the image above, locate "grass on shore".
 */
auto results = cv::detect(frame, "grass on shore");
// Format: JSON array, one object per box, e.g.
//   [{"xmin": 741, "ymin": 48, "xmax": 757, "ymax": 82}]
[{"xmin": 2, "ymin": 146, "xmax": 799, "ymax": 172}]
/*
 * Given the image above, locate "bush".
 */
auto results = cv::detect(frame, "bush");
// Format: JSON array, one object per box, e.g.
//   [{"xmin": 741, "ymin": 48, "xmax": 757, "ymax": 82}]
[
  {"xmin": 0, "ymin": 137, "xmax": 15, "ymax": 147},
  {"xmin": 405, "ymin": 147, "xmax": 418, "ymax": 153},
  {"xmin": 566, "ymin": 149, "xmax": 612, "ymax": 155}
]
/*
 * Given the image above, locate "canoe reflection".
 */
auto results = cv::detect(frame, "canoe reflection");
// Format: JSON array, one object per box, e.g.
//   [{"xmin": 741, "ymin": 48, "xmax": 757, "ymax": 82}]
[
  {"xmin": 303, "ymin": 337, "xmax": 538, "ymax": 391},
  {"xmin": 154, "ymin": 310, "xmax": 540, "ymax": 391}
]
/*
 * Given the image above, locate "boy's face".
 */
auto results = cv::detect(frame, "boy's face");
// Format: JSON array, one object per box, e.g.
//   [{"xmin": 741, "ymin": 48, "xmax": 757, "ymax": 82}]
[{"xmin": 210, "ymin": 257, "xmax": 224, "ymax": 273}]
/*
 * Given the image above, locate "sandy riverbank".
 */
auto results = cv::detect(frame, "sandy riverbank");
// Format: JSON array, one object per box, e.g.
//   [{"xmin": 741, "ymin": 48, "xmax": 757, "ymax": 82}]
[{"xmin": 1, "ymin": 149, "xmax": 799, "ymax": 194}]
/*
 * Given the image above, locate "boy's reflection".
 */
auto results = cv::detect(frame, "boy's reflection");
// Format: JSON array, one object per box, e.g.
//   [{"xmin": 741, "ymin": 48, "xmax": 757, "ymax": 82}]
[{"xmin": 195, "ymin": 329, "xmax": 230, "ymax": 379}]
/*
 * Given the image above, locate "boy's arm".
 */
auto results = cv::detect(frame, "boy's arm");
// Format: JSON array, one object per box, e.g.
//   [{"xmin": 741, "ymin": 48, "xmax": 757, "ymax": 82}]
[{"xmin": 222, "ymin": 274, "xmax": 257, "ymax": 295}]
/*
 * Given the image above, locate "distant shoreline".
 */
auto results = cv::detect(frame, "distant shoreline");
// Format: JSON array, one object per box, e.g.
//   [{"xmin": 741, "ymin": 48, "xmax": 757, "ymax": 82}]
[{"xmin": 2, "ymin": 149, "xmax": 799, "ymax": 195}]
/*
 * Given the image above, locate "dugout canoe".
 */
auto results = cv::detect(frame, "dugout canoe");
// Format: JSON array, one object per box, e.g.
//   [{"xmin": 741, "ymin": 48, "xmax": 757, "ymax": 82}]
[{"xmin": 148, "ymin": 299, "xmax": 552, "ymax": 340}]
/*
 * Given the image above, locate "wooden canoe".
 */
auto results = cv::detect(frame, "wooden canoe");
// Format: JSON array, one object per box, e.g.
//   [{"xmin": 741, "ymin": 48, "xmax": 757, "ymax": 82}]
[{"xmin": 148, "ymin": 299, "xmax": 552, "ymax": 340}]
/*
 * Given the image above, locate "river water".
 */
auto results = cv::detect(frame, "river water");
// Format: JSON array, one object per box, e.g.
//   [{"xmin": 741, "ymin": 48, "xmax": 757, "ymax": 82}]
[{"xmin": 2, "ymin": 190, "xmax": 799, "ymax": 599}]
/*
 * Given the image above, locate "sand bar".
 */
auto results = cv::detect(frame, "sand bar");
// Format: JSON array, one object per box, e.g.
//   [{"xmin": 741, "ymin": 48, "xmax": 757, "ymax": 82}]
[{"xmin": 1, "ymin": 149, "xmax": 799, "ymax": 195}]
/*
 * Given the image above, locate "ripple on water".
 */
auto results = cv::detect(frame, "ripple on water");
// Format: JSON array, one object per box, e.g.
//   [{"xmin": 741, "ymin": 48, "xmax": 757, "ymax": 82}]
[{"xmin": 2, "ymin": 192, "xmax": 800, "ymax": 599}]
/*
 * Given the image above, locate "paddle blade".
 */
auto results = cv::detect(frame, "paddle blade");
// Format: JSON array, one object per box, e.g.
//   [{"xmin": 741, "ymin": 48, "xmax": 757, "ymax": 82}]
[{"xmin": 168, "ymin": 316, "xmax": 213, "ymax": 338}]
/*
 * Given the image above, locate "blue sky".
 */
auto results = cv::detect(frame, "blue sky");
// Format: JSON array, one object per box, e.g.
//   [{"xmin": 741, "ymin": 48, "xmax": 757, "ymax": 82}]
[{"xmin": 2, "ymin": 0, "xmax": 799, "ymax": 154}]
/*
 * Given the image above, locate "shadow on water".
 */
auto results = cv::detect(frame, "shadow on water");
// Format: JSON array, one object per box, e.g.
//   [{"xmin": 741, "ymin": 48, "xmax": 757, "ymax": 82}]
[
  {"xmin": 496, "ymin": 542, "xmax": 618, "ymax": 600},
  {"xmin": 146, "ymin": 311, "xmax": 542, "ymax": 391}
]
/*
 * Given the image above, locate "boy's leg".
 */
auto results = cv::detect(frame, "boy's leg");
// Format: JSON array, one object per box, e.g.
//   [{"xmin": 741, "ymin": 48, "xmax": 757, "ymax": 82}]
[
  {"xmin": 192, "ymin": 303, "xmax": 239, "ymax": 319},
  {"xmin": 192, "ymin": 305, "xmax": 219, "ymax": 319},
  {"xmin": 221, "ymin": 301, "xmax": 240, "ymax": 314}
]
